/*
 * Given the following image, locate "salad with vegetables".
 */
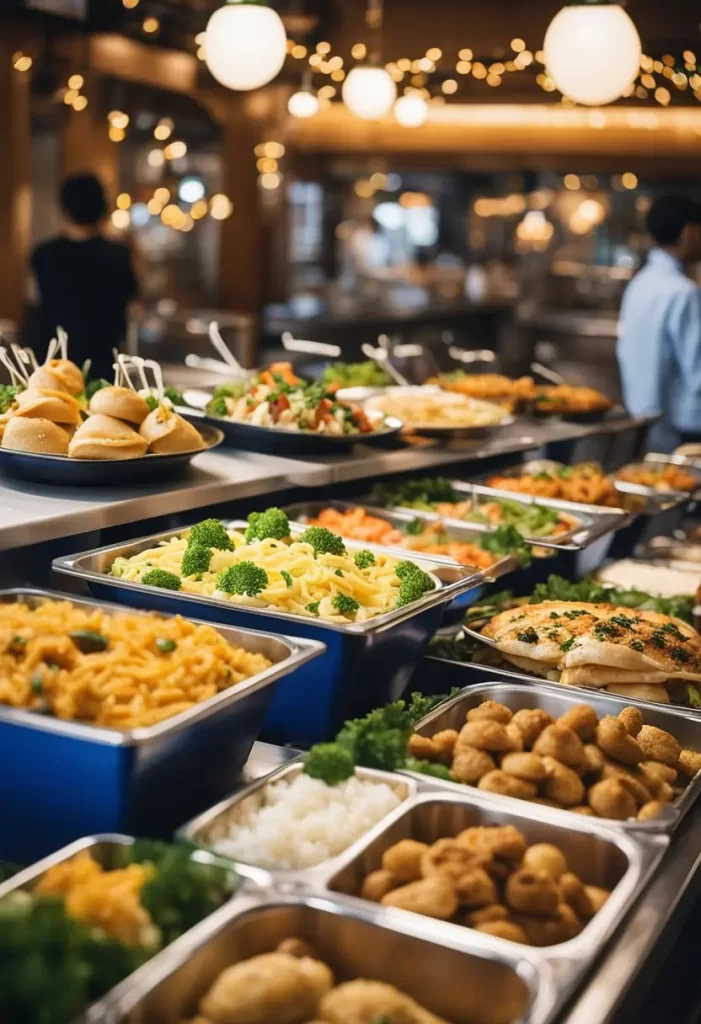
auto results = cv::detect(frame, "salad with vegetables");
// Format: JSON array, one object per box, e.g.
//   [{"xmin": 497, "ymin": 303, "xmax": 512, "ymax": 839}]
[{"xmin": 321, "ymin": 360, "xmax": 392, "ymax": 390}]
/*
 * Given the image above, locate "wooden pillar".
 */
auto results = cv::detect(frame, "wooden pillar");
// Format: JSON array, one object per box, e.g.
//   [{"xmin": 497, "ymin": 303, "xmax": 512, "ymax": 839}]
[
  {"xmin": 0, "ymin": 41, "xmax": 32, "ymax": 324},
  {"xmin": 60, "ymin": 74, "xmax": 118, "ymax": 200},
  {"xmin": 219, "ymin": 112, "xmax": 264, "ymax": 315}
]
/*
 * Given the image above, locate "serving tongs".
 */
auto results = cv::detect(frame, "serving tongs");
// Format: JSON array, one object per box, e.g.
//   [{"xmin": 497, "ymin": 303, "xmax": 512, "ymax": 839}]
[
  {"xmin": 361, "ymin": 334, "xmax": 410, "ymax": 387},
  {"xmin": 207, "ymin": 321, "xmax": 249, "ymax": 380},
  {"xmin": 281, "ymin": 331, "xmax": 341, "ymax": 358}
]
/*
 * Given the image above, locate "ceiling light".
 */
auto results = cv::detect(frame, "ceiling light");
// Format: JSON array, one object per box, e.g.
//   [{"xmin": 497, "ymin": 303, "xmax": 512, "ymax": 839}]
[
  {"xmin": 288, "ymin": 88, "xmax": 320, "ymax": 118},
  {"xmin": 342, "ymin": 65, "xmax": 396, "ymax": 120},
  {"xmin": 393, "ymin": 93, "xmax": 428, "ymax": 127},
  {"xmin": 204, "ymin": 1, "xmax": 287, "ymax": 91}
]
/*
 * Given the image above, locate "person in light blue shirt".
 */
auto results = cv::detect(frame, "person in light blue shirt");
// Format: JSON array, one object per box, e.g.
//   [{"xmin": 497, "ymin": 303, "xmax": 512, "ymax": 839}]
[{"xmin": 618, "ymin": 195, "xmax": 701, "ymax": 453}]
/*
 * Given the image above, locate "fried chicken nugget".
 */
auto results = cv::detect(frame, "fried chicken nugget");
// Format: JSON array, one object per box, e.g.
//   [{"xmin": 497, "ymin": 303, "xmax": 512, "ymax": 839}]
[
  {"xmin": 513, "ymin": 904, "xmax": 582, "ymax": 946},
  {"xmin": 432, "ymin": 729, "xmax": 459, "ymax": 761},
  {"xmin": 276, "ymin": 938, "xmax": 316, "ymax": 959},
  {"xmin": 500, "ymin": 752, "xmax": 547, "ymax": 783},
  {"xmin": 600, "ymin": 763, "xmax": 652, "ymax": 807},
  {"xmin": 465, "ymin": 904, "xmax": 510, "ymax": 926},
  {"xmin": 421, "ymin": 838, "xmax": 496, "ymax": 907},
  {"xmin": 558, "ymin": 872, "xmax": 594, "ymax": 918},
  {"xmin": 636, "ymin": 725, "xmax": 681, "ymax": 767},
  {"xmin": 382, "ymin": 840, "xmax": 430, "ymax": 883},
  {"xmin": 541, "ymin": 757, "xmax": 585, "ymax": 807},
  {"xmin": 505, "ymin": 870, "xmax": 559, "ymax": 916},
  {"xmin": 478, "ymin": 770, "xmax": 537, "ymax": 801},
  {"xmin": 466, "ymin": 700, "xmax": 513, "ymax": 724},
  {"xmin": 475, "ymin": 920, "xmax": 529, "ymax": 944},
  {"xmin": 583, "ymin": 744, "xmax": 605, "ymax": 776},
  {"xmin": 638, "ymin": 801, "xmax": 663, "ymax": 821},
  {"xmin": 678, "ymin": 749, "xmax": 701, "ymax": 779},
  {"xmin": 408, "ymin": 733, "xmax": 444, "ymax": 763},
  {"xmin": 361, "ymin": 869, "xmax": 398, "ymax": 902},
  {"xmin": 457, "ymin": 825, "xmax": 527, "ymax": 861},
  {"xmin": 588, "ymin": 778, "xmax": 636, "ymax": 820},
  {"xmin": 618, "ymin": 707, "xmax": 643, "ymax": 737},
  {"xmin": 638, "ymin": 760, "xmax": 678, "ymax": 791},
  {"xmin": 381, "ymin": 874, "xmax": 458, "ymax": 920},
  {"xmin": 505, "ymin": 723, "xmax": 524, "ymax": 752},
  {"xmin": 557, "ymin": 705, "xmax": 598, "ymax": 741},
  {"xmin": 511, "ymin": 708, "xmax": 554, "ymax": 749},
  {"xmin": 571, "ymin": 805, "xmax": 596, "ymax": 816},
  {"xmin": 595, "ymin": 717, "xmax": 644, "ymax": 766},
  {"xmin": 522, "ymin": 843, "xmax": 568, "ymax": 880},
  {"xmin": 458, "ymin": 720, "xmax": 518, "ymax": 753},
  {"xmin": 320, "ymin": 980, "xmax": 450, "ymax": 1024},
  {"xmin": 533, "ymin": 724, "xmax": 586, "ymax": 770},
  {"xmin": 451, "ymin": 745, "xmax": 497, "ymax": 784},
  {"xmin": 584, "ymin": 885, "xmax": 610, "ymax": 914}
]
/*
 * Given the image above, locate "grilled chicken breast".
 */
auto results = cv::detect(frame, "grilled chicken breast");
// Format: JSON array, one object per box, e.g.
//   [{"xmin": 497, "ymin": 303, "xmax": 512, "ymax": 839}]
[{"xmin": 482, "ymin": 601, "xmax": 701, "ymax": 694}]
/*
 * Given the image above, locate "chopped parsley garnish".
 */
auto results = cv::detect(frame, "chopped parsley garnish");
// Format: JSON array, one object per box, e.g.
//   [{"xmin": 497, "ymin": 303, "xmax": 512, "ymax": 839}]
[
  {"xmin": 661, "ymin": 622, "xmax": 688, "ymax": 641},
  {"xmin": 549, "ymin": 612, "xmax": 560, "ymax": 619},
  {"xmin": 560, "ymin": 637, "xmax": 576, "ymax": 652},
  {"xmin": 630, "ymin": 640, "xmax": 644, "ymax": 652},
  {"xmin": 649, "ymin": 631, "xmax": 666, "ymax": 649},
  {"xmin": 670, "ymin": 646, "xmax": 691, "ymax": 663},
  {"xmin": 595, "ymin": 622, "xmax": 620, "ymax": 640},
  {"xmin": 563, "ymin": 609, "xmax": 588, "ymax": 620},
  {"xmin": 280, "ymin": 570, "xmax": 293, "ymax": 588},
  {"xmin": 305, "ymin": 601, "xmax": 320, "ymax": 616},
  {"xmin": 610, "ymin": 614, "xmax": 635, "ymax": 630},
  {"xmin": 517, "ymin": 627, "xmax": 539, "ymax": 644}
]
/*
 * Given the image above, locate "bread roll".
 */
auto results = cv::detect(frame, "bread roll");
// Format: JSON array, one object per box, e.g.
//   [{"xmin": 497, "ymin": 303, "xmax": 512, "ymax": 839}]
[
  {"xmin": 28, "ymin": 359, "xmax": 84, "ymax": 396},
  {"xmin": 139, "ymin": 406, "xmax": 206, "ymax": 454},
  {"xmin": 89, "ymin": 386, "xmax": 150, "ymax": 425},
  {"xmin": 14, "ymin": 388, "xmax": 82, "ymax": 426},
  {"xmin": 2, "ymin": 417, "xmax": 69, "ymax": 455},
  {"xmin": 68, "ymin": 413, "xmax": 148, "ymax": 460}
]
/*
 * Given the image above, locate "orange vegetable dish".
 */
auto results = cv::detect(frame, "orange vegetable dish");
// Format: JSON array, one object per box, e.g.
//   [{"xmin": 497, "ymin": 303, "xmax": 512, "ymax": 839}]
[
  {"xmin": 307, "ymin": 507, "xmax": 499, "ymax": 568},
  {"xmin": 616, "ymin": 463, "xmax": 698, "ymax": 493},
  {"xmin": 533, "ymin": 385, "xmax": 612, "ymax": 415},
  {"xmin": 488, "ymin": 463, "xmax": 621, "ymax": 508}
]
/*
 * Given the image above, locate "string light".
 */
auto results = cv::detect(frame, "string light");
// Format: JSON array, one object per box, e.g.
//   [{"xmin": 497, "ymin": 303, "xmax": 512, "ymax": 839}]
[
  {"xmin": 291, "ymin": 45, "xmax": 307, "ymax": 59},
  {"xmin": 72, "ymin": 95, "xmax": 88, "ymax": 111},
  {"xmin": 622, "ymin": 172, "xmax": 638, "ymax": 189},
  {"xmin": 352, "ymin": 43, "xmax": 367, "ymax": 60},
  {"xmin": 164, "ymin": 140, "xmax": 187, "ymax": 160},
  {"xmin": 108, "ymin": 110, "xmax": 130, "ymax": 130},
  {"xmin": 108, "ymin": 126, "xmax": 126, "ymax": 142},
  {"xmin": 154, "ymin": 187, "xmax": 171, "ymax": 204},
  {"xmin": 111, "ymin": 209, "xmax": 130, "ymax": 230},
  {"xmin": 64, "ymin": 90, "xmax": 79, "ymax": 105},
  {"xmin": 394, "ymin": 93, "xmax": 428, "ymax": 127},
  {"xmin": 511, "ymin": 39, "xmax": 526, "ymax": 53},
  {"xmin": 117, "ymin": 193, "xmax": 132, "ymax": 210},
  {"xmin": 260, "ymin": 172, "xmax": 281, "ymax": 190},
  {"xmin": 142, "ymin": 16, "xmax": 160, "ymax": 34},
  {"xmin": 67, "ymin": 74, "xmax": 84, "ymax": 90},
  {"xmin": 147, "ymin": 197, "xmax": 163, "ymax": 215},
  {"xmin": 13, "ymin": 53, "xmax": 32, "ymax": 72},
  {"xmin": 441, "ymin": 79, "xmax": 458, "ymax": 94},
  {"xmin": 154, "ymin": 118, "xmax": 174, "ymax": 140},
  {"xmin": 122, "ymin": 0, "xmax": 140, "ymax": 7},
  {"xmin": 147, "ymin": 148, "xmax": 165, "ymax": 167},
  {"xmin": 209, "ymin": 194, "xmax": 234, "ymax": 219},
  {"xmin": 191, "ymin": 199, "xmax": 208, "ymax": 221}
]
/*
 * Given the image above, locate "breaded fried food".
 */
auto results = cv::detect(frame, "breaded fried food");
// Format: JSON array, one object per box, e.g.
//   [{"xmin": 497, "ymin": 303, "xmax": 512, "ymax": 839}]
[
  {"xmin": 466, "ymin": 700, "xmax": 513, "ymax": 724},
  {"xmin": 381, "ymin": 874, "xmax": 458, "ymax": 920},
  {"xmin": 522, "ymin": 843, "xmax": 568, "ymax": 880},
  {"xmin": 557, "ymin": 705, "xmax": 599, "ymax": 741},
  {"xmin": 457, "ymin": 825, "xmax": 527, "ymax": 861},
  {"xmin": 452, "ymin": 746, "xmax": 497, "ymax": 784},
  {"xmin": 636, "ymin": 725, "xmax": 681, "ymax": 766},
  {"xmin": 478, "ymin": 770, "xmax": 537, "ymax": 800},
  {"xmin": 475, "ymin": 920, "xmax": 529, "ymax": 944},
  {"xmin": 588, "ymin": 778, "xmax": 636, "ymax": 820},
  {"xmin": 533, "ymin": 724, "xmax": 586, "ymax": 770},
  {"xmin": 505, "ymin": 870, "xmax": 559, "ymax": 916},
  {"xmin": 457, "ymin": 720, "xmax": 518, "ymax": 752},
  {"xmin": 382, "ymin": 840, "xmax": 430, "ymax": 883},
  {"xmin": 510, "ymin": 708, "xmax": 554, "ymax": 748},
  {"xmin": 320, "ymin": 979, "xmax": 451, "ymax": 1024}
]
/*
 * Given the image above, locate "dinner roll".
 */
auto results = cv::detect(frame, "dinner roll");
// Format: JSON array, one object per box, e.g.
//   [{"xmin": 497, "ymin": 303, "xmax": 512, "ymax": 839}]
[
  {"xmin": 14, "ymin": 388, "xmax": 82, "ymax": 426},
  {"xmin": 68, "ymin": 413, "xmax": 148, "ymax": 460},
  {"xmin": 89, "ymin": 386, "xmax": 150, "ymax": 425},
  {"xmin": 1, "ymin": 416, "xmax": 69, "ymax": 455},
  {"xmin": 139, "ymin": 405, "xmax": 205, "ymax": 454},
  {"xmin": 28, "ymin": 359, "xmax": 84, "ymax": 396}
]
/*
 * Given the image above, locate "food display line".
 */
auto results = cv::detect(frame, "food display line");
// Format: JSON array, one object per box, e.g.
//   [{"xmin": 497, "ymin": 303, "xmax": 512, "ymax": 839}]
[{"xmin": 0, "ymin": 413, "xmax": 654, "ymax": 553}]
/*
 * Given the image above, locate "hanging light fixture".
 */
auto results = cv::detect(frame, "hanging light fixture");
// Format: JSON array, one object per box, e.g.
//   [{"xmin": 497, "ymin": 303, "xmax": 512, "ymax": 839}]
[
  {"xmin": 204, "ymin": 0, "xmax": 287, "ymax": 92},
  {"xmin": 543, "ymin": 1, "xmax": 641, "ymax": 106},
  {"xmin": 394, "ymin": 92, "xmax": 428, "ymax": 127},
  {"xmin": 343, "ymin": 0, "xmax": 396, "ymax": 120},
  {"xmin": 288, "ymin": 70, "xmax": 320, "ymax": 118}
]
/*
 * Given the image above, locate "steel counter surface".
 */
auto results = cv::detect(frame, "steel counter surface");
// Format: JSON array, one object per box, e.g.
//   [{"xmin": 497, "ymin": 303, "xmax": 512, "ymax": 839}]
[{"xmin": 0, "ymin": 590, "xmax": 323, "ymax": 864}]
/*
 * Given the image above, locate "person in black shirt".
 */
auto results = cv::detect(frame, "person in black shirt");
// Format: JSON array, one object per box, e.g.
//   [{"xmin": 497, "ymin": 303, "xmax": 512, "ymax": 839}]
[{"xmin": 31, "ymin": 174, "xmax": 138, "ymax": 381}]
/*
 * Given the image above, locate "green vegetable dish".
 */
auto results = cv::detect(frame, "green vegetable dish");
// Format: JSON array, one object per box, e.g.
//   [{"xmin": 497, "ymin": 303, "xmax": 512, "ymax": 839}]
[
  {"xmin": 109, "ymin": 511, "xmax": 437, "ymax": 623},
  {"xmin": 0, "ymin": 840, "xmax": 235, "ymax": 1024},
  {"xmin": 321, "ymin": 360, "xmax": 392, "ymax": 389}
]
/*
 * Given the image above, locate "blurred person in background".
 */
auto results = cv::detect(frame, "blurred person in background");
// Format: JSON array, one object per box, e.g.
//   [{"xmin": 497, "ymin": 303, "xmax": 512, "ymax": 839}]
[
  {"xmin": 30, "ymin": 174, "xmax": 139, "ymax": 381},
  {"xmin": 618, "ymin": 194, "xmax": 701, "ymax": 452}
]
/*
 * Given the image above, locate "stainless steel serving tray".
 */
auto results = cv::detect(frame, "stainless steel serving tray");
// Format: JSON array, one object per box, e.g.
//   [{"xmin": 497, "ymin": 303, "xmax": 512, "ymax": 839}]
[
  {"xmin": 406, "ymin": 682, "xmax": 701, "ymax": 834},
  {"xmin": 0, "ymin": 589, "xmax": 324, "ymax": 863},
  {"xmin": 365, "ymin": 479, "xmax": 629, "ymax": 551},
  {"xmin": 177, "ymin": 775, "xmax": 665, "ymax": 1024},
  {"xmin": 617, "ymin": 453, "xmax": 701, "ymax": 500},
  {"xmin": 52, "ymin": 521, "xmax": 489, "ymax": 637},
  {"xmin": 283, "ymin": 498, "xmax": 524, "ymax": 582},
  {"xmin": 476, "ymin": 458, "xmax": 687, "ymax": 518}
]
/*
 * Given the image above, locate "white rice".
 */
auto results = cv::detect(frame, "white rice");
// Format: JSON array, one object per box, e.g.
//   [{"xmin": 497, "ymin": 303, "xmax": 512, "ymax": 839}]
[{"xmin": 211, "ymin": 773, "xmax": 402, "ymax": 870}]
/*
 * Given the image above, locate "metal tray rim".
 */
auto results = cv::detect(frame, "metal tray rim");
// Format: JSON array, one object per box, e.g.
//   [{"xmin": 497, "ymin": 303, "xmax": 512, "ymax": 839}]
[{"xmin": 0, "ymin": 588, "xmax": 325, "ymax": 746}]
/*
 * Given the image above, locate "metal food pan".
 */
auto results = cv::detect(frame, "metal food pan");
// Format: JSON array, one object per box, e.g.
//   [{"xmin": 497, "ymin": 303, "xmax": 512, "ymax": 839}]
[
  {"xmin": 103, "ymin": 893, "xmax": 548, "ymax": 1024},
  {"xmin": 0, "ymin": 589, "xmax": 323, "ymax": 865},
  {"xmin": 53, "ymin": 526, "xmax": 487, "ymax": 748},
  {"xmin": 406, "ymin": 682, "xmax": 701, "ymax": 833},
  {"xmin": 326, "ymin": 791, "xmax": 666, "ymax": 1015},
  {"xmin": 365, "ymin": 480, "xmax": 629, "ymax": 551},
  {"xmin": 178, "ymin": 758, "xmax": 418, "ymax": 879}
]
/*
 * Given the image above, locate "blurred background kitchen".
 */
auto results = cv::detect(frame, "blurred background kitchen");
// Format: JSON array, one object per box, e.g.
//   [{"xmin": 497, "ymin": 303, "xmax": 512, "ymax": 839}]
[{"xmin": 2, "ymin": 0, "xmax": 701, "ymax": 398}]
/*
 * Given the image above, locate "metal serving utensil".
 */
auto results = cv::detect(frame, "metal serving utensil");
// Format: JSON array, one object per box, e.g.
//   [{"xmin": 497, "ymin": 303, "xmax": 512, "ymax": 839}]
[
  {"xmin": 208, "ymin": 321, "xmax": 247, "ymax": 378},
  {"xmin": 361, "ymin": 335, "xmax": 409, "ymax": 386},
  {"xmin": 281, "ymin": 331, "xmax": 341, "ymax": 358}
]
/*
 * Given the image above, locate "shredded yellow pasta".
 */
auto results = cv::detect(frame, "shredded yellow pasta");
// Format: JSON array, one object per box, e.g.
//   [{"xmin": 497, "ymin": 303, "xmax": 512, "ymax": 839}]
[
  {"xmin": 111, "ymin": 530, "xmax": 415, "ymax": 623},
  {"xmin": 0, "ymin": 599, "xmax": 272, "ymax": 728}
]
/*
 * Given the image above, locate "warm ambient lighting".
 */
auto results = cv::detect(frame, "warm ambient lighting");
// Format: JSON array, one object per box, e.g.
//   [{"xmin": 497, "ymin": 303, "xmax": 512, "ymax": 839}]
[
  {"xmin": 622, "ymin": 171, "xmax": 638, "ymax": 189},
  {"xmin": 122, "ymin": 0, "xmax": 139, "ymax": 7},
  {"xmin": 394, "ymin": 93, "xmax": 428, "ymax": 127},
  {"xmin": 116, "ymin": 193, "xmax": 132, "ymax": 210},
  {"xmin": 111, "ymin": 209, "xmax": 130, "ymax": 230},
  {"xmin": 13, "ymin": 53, "xmax": 33, "ymax": 72},
  {"xmin": 109, "ymin": 126, "xmax": 126, "ymax": 142},
  {"xmin": 343, "ymin": 66, "xmax": 397, "ymax": 120},
  {"xmin": 67, "ymin": 74, "xmax": 84, "ymax": 90},
  {"xmin": 288, "ymin": 89, "xmax": 320, "ymax": 119},
  {"xmin": 72, "ymin": 95, "xmax": 88, "ymax": 111},
  {"xmin": 164, "ymin": 141, "xmax": 187, "ymax": 160},
  {"xmin": 204, "ymin": 1, "xmax": 287, "ymax": 91},
  {"xmin": 108, "ymin": 110, "xmax": 130, "ymax": 130},
  {"xmin": 142, "ymin": 16, "xmax": 160, "ymax": 33},
  {"xmin": 154, "ymin": 119, "xmax": 173, "ymax": 141},
  {"xmin": 544, "ymin": 2, "xmax": 641, "ymax": 106},
  {"xmin": 147, "ymin": 149, "xmax": 165, "ymax": 167},
  {"xmin": 210, "ymin": 194, "xmax": 234, "ymax": 219}
]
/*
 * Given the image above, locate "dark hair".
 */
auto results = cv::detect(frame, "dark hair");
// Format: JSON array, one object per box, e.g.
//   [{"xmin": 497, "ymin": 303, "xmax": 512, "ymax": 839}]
[
  {"xmin": 646, "ymin": 194, "xmax": 701, "ymax": 247},
  {"xmin": 60, "ymin": 173, "xmax": 107, "ymax": 226}
]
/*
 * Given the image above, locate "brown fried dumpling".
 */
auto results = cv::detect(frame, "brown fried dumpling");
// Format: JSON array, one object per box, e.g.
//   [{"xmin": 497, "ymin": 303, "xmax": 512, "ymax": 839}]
[
  {"xmin": 2, "ymin": 416, "xmax": 69, "ymax": 455},
  {"xmin": 89, "ymin": 386, "xmax": 150, "ymax": 425},
  {"xmin": 28, "ymin": 359, "xmax": 84, "ymax": 396},
  {"xmin": 14, "ymin": 388, "xmax": 82, "ymax": 426},
  {"xmin": 139, "ymin": 405, "xmax": 206, "ymax": 454},
  {"xmin": 68, "ymin": 413, "xmax": 148, "ymax": 460}
]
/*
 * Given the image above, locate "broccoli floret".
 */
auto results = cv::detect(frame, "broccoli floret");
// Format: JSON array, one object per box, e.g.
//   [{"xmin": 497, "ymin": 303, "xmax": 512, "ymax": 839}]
[
  {"xmin": 354, "ymin": 550, "xmax": 376, "ymax": 570},
  {"xmin": 245, "ymin": 507, "xmax": 290, "ymax": 543},
  {"xmin": 395, "ymin": 560, "xmax": 423, "ymax": 580},
  {"xmin": 280, "ymin": 569, "xmax": 293, "ymax": 588},
  {"xmin": 305, "ymin": 601, "xmax": 321, "ymax": 616},
  {"xmin": 331, "ymin": 593, "xmax": 360, "ymax": 616},
  {"xmin": 141, "ymin": 568, "xmax": 181, "ymax": 591},
  {"xmin": 336, "ymin": 702, "xmax": 413, "ymax": 772},
  {"xmin": 299, "ymin": 526, "xmax": 347, "ymax": 557},
  {"xmin": 407, "ymin": 689, "xmax": 461, "ymax": 724},
  {"xmin": 181, "ymin": 544, "xmax": 212, "ymax": 578},
  {"xmin": 188, "ymin": 519, "xmax": 233, "ymax": 551},
  {"xmin": 207, "ymin": 394, "xmax": 229, "ymax": 417},
  {"xmin": 404, "ymin": 757, "xmax": 454, "ymax": 781},
  {"xmin": 304, "ymin": 743, "xmax": 355, "ymax": 785},
  {"xmin": 396, "ymin": 565, "xmax": 436, "ymax": 607},
  {"xmin": 217, "ymin": 562, "xmax": 269, "ymax": 597},
  {"xmin": 334, "ymin": 568, "xmax": 344, "ymax": 577}
]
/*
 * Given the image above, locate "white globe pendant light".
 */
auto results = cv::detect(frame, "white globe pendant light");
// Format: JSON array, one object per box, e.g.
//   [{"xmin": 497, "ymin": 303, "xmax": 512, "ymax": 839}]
[
  {"xmin": 394, "ymin": 93, "xmax": 428, "ymax": 127},
  {"xmin": 343, "ymin": 65, "xmax": 397, "ymax": 120},
  {"xmin": 288, "ymin": 88, "xmax": 320, "ymax": 118},
  {"xmin": 204, "ymin": 0, "xmax": 287, "ymax": 92},
  {"xmin": 544, "ymin": 2, "xmax": 641, "ymax": 106}
]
